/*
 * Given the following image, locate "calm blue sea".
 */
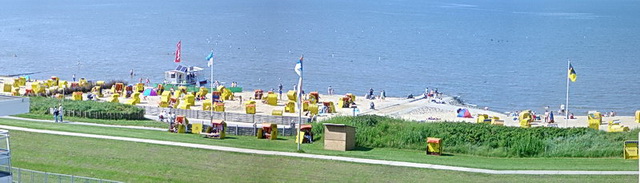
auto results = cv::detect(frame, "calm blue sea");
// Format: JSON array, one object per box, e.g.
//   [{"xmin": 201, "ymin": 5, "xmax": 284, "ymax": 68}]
[{"xmin": 1, "ymin": 0, "xmax": 639, "ymax": 115}]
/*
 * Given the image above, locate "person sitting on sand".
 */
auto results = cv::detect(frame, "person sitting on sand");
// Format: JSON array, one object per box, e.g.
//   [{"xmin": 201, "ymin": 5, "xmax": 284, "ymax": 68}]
[{"xmin": 569, "ymin": 113, "xmax": 575, "ymax": 119}]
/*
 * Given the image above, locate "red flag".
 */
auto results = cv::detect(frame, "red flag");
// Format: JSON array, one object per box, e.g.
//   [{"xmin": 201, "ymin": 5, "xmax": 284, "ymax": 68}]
[{"xmin": 174, "ymin": 41, "xmax": 181, "ymax": 63}]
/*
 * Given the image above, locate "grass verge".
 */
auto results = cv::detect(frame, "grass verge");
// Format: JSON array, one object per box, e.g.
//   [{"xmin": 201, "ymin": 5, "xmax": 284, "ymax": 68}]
[
  {"xmin": 0, "ymin": 118, "xmax": 636, "ymax": 171},
  {"xmin": 10, "ymin": 131, "xmax": 637, "ymax": 183}
]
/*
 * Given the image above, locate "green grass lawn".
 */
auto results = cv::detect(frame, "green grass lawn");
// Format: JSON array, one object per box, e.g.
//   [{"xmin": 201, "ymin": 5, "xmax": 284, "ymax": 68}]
[
  {"xmin": 0, "ymin": 118, "xmax": 637, "ymax": 171},
  {"xmin": 14, "ymin": 113, "xmax": 168, "ymax": 128},
  {"xmin": 10, "ymin": 131, "xmax": 637, "ymax": 183}
]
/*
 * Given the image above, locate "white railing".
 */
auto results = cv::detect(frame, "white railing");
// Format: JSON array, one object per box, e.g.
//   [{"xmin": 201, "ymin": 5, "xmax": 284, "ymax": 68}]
[{"xmin": 10, "ymin": 167, "xmax": 122, "ymax": 183}]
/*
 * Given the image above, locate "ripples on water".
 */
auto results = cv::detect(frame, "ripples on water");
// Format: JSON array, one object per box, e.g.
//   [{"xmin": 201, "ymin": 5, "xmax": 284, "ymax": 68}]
[{"xmin": 0, "ymin": 0, "xmax": 639, "ymax": 115}]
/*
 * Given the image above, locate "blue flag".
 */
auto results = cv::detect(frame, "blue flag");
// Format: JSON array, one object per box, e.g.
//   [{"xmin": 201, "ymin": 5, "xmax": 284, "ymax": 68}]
[
  {"xmin": 294, "ymin": 56, "xmax": 303, "ymax": 77},
  {"xmin": 205, "ymin": 51, "xmax": 214, "ymax": 67}
]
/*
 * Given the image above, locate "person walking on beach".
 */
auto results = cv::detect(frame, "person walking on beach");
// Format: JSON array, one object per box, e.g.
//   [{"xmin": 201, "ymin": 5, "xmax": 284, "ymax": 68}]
[
  {"xmin": 328, "ymin": 86, "xmax": 333, "ymax": 95},
  {"xmin": 380, "ymin": 90, "xmax": 386, "ymax": 100}
]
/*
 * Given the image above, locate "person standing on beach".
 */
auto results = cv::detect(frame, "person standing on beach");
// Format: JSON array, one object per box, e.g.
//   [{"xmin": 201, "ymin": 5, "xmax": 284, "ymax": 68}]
[
  {"xmin": 380, "ymin": 90, "xmax": 386, "ymax": 100},
  {"xmin": 72, "ymin": 74, "xmax": 76, "ymax": 82},
  {"xmin": 369, "ymin": 88, "xmax": 374, "ymax": 99},
  {"xmin": 425, "ymin": 88, "xmax": 429, "ymax": 98},
  {"xmin": 328, "ymin": 86, "xmax": 333, "ymax": 95}
]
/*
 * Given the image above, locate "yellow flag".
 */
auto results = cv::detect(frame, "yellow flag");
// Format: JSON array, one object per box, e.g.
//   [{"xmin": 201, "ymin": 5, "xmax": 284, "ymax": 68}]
[{"xmin": 568, "ymin": 64, "xmax": 577, "ymax": 82}]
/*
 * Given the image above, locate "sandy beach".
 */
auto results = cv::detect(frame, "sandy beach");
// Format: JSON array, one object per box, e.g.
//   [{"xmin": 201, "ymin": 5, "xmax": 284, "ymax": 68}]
[{"xmin": 2, "ymin": 76, "xmax": 638, "ymax": 130}]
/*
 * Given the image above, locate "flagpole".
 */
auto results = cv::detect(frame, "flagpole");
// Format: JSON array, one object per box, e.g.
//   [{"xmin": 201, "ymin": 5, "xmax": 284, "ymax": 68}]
[
  {"xmin": 210, "ymin": 51, "xmax": 214, "ymax": 124},
  {"xmin": 565, "ymin": 60, "xmax": 570, "ymax": 127},
  {"xmin": 297, "ymin": 55, "xmax": 303, "ymax": 151},
  {"xmin": 297, "ymin": 77, "xmax": 302, "ymax": 151}
]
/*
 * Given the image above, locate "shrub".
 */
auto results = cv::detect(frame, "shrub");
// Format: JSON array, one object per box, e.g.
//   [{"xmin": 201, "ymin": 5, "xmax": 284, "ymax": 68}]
[
  {"xmin": 29, "ymin": 96, "xmax": 145, "ymax": 120},
  {"xmin": 314, "ymin": 115, "xmax": 639, "ymax": 157}
]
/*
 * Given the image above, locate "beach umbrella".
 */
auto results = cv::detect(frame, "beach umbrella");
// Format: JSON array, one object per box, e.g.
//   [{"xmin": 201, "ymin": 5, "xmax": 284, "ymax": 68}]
[{"xmin": 143, "ymin": 88, "xmax": 158, "ymax": 96}]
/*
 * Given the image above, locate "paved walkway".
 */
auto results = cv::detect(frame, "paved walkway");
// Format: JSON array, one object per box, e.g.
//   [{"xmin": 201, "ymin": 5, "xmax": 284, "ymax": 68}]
[{"xmin": 0, "ymin": 123, "xmax": 636, "ymax": 175}]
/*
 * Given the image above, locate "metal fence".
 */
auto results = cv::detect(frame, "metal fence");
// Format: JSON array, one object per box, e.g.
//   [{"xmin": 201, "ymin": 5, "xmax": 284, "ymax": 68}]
[
  {"xmin": 138, "ymin": 105, "xmax": 309, "ymax": 125},
  {"xmin": 10, "ymin": 167, "xmax": 122, "ymax": 183}
]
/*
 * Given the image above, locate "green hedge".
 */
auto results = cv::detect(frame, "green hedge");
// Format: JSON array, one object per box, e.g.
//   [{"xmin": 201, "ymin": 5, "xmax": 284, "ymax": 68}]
[
  {"xmin": 29, "ymin": 97, "xmax": 145, "ymax": 120},
  {"xmin": 313, "ymin": 115, "xmax": 638, "ymax": 158}
]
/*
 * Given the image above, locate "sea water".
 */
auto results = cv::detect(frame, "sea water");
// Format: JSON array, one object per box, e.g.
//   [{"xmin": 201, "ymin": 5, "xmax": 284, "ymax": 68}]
[{"xmin": 0, "ymin": 0, "xmax": 639, "ymax": 115}]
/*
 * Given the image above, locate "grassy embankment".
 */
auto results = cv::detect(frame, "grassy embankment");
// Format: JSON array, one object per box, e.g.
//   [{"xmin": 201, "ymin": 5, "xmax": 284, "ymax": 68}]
[
  {"xmin": 312, "ymin": 115, "xmax": 639, "ymax": 158},
  {"xmin": 11, "ymin": 131, "xmax": 637, "ymax": 183},
  {"xmin": 0, "ymin": 118, "xmax": 636, "ymax": 171}
]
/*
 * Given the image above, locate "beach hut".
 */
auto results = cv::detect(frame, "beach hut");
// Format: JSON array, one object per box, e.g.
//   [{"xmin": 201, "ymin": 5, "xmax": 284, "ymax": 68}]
[
  {"xmin": 254, "ymin": 89, "xmax": 264, "ymax": 99},
  {"xmin": 476, "ymin": 114, "xmax": 490, "ymax": 124},
  {"xmin": 287, "ymin": 90, "xmax": 297, "ymax": 101},
  {"xmin": 214, "ymin": 102, "xmax": 225, "ymax": 112},
  {"xmin": 587, "ymin": 111, "xmax": 602, "ymax": 130},
  {"xmin": 608, "ymin": 120, "xmax": 629, "ymax": 132},
  {"xmin": 203, "ymin": 120, "xmax": 226, "ymax": 139},
  {"xmin": 142, "ymin": 88, "xmax": 158, "ymax": 96},
  {"xmin": 265, "ymin": 93, "xmax": 278, "ymax": 106},
  {"xmin": 284, "ymin": 101, "xmax": 295, "ymax": 113},
  {"xmin": 457, "ymin": 109, "xmax": 472, "ymax": 118},
  {"xmin": 72, "ymin": 92, "xmax": 83, "ymax": 101},
  {"xmin": 125, "ymin": 92, "xmax": 141, "ymax": 105},
  {"xmin": 519, "ymin": 110, "xmax": 533, "ymax": 128},
  {"xmin": 295, "ymin": 124, "xmax": 314, "ymax": 144},
  {"xmin": 257, "ymin": 123, "xmax": 278, "ymax": 140},
  {"xmin": 109, "ymin": 93, "xmax": 120, "ymax": 103},
  {"xmin": 135, "ymin": 83, "xmax": 144, "ymax": 93}
]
